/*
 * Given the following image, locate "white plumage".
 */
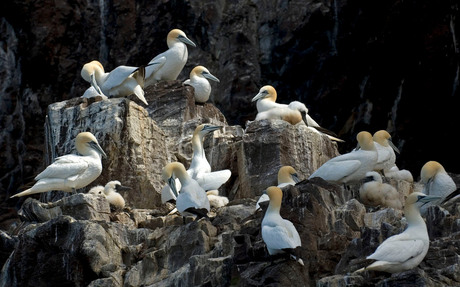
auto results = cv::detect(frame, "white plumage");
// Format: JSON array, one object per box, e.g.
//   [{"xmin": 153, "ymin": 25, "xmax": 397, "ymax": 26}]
[
  {"xmin": 261, "ymin": 186, "xmax": 303, "ymax": 265},
  {"xmin": 162, "ymin": 162, "xmax": 210, "ymax": 214},
  {"xmin": 308, "ymin": 131, "xmax": 377, "ymax": 184},
  {"xmin": 252, "ymin": 85, "xmax": 343, "ymax": 142},
  {"xmin": 356, "ymin": 192, "xmax": 440, "ymax": 273},
  {"xmin": 81, "ymin": 60, "xmax": 148, "ymax": 105},
  {"xmin": 184, "ymin": 66, "xmax": 220, "ymax": 103},
  {"xmin": 372, "ymin": 130, "xmax": 399, "ymax": 172},
  {"xmin": 144, "ymin": 29, "xmax": 196, "ymax": 87},
  {"xmin": 11, "ymin": 132, "xmax": 106, "ymax": 198}
]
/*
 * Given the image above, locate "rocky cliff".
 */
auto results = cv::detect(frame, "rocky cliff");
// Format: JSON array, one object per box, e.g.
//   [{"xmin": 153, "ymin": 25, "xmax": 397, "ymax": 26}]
[
  {"xmin": 1, "ymin": 84, "xmax": 460, "ymax": 286},
  {"xmin": 1, "ymin": 0, "xmax": 460, "ymax": 204}
]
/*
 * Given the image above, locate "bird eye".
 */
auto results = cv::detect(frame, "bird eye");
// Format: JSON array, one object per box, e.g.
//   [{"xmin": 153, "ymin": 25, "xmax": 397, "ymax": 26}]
[{"xmin": 202, "ymin": 71, "xmax": 209, "ymax": 75}]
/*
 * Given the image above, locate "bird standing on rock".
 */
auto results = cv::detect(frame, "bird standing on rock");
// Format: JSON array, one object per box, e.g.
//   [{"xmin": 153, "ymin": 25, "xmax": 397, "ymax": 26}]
[
  {"xmin": 162, "ymin": 162, "xmax": 210, "ymax": 217},
  {"xmin": 11, "ymin": 132, "xmax": 107, "ymax": 198},
  {"xmin": 144, "ymin": 29, "xmax": 196, "ymax": 87},
  {"xmin": 81, "ymin": 60, "xmax": 149, "ymax": 105},
  {"xmin": 261, "ymin": 186, "xmax": 304, "ymax": 265},
  {"xmin": 355, "ymin": 192, "xmax": 441, "ymax": 273},
  {"xmin": 184, "ymin": 66, "xmax": 220, "ymax": 103}
]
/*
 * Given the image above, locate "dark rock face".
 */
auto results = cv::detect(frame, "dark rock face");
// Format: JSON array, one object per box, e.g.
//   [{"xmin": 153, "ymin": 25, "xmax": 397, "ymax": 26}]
[{"xmin": 1, "ymin": 0, "xmax": 459, "ymax": 200}]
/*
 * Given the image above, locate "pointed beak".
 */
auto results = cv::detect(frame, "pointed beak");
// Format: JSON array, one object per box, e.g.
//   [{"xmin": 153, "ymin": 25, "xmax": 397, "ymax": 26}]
[
  {"xmin": 203, "ymin": 125, "xmax": 222, "ymax": 133},
  {"xmin": 418, "ymin": 195, "xmax": 442, "ymax": 206},
  {"xmin": 292, "ymin": 174, "xmax": 301, "ymax": 184},
  {"xmin": 90, "ymin": 73, "xmax": 104, "ymax": 96},
  {"xmin": 388, "ymin": 139, "xmax": 400, "ymax": 154},
  {"xmin": 251, "ymin": 92, "xmax": 266, "ymax": 102},
  {"xmin": 363, "ymin": 175, "xmax": 375, "ymax": 183},
  {"xmin": 355, "ymin": 143, "xmax": 361, "ymax": 151},
  {"xmin": 203, "ymin": 72, "xmax": 220, "ymax": 83},
  {"xmin": 89, "ymin": 141, "xmax": 107, "ymax": 159},
  {"xmin": 168, "ymin": 177, "xmax": 178, "ymax": 198},
  {"xmin": 178, "ymin": 35, "xmax": 196, "ymax": 47},
  {"xmin": 116, "ymin": 185, "xmax": 131, "ymax": 192}
]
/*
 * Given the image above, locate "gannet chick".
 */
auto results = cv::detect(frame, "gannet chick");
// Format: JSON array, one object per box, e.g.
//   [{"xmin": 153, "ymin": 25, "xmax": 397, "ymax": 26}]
[
  {"xmin": 88, "ymin": 185, "xmax": 104, "ymax": 196},
  {"xmin": 419, "ymin": 161, "xmax": 456, "ymax": 214},
  {"xmin": 385, "ymin": 166, "xmax": 414, "ymax": 182},
  {"xmin": 162, "ymin": 162, "xmax": 210, "ymax": 217},
  {"xmin": 103, "ymin": 180, "xmax": 130, "ymax": 210},
  {"xmin": 206, "ymin": 190, "xmax": 229, "ymax": 208},
  {"xmin": 372, "ymin": 130, "xmax": 399, "ymax": 173},
  {"xmin": 184, "ymin": 66, "xmax": 220, "ymax": 103},
  {"xmin": 11, "ymin": 132, "xmax": 107, "ymax": 198},
  {"xmin": 355, "ymin": 192, "xmax": 441, "ymax": 273},
  {"xmin": 81, "ymin": 60, "xmax": 149, "ymax": 105},
  {"xmin": 255, "ymin": 166, "xmax": 300, "ymax": 210},
  {"xmin": 359, "ymin": 171, "xmax": 402, "ymax": 210},
  {"xmin": 308, "ymin": 131, "xmax": 377, "ymax": 184},
  {"xmin": 252, "ymin": 85, "xmax": 343, "ymax": 142},
  {"xmin": 144, "ymin": 29, "xmax": 196, "ymax": 87},
  {"xmin": 262, "ymin": 186, "xmax": 304, "ymax": 265}
]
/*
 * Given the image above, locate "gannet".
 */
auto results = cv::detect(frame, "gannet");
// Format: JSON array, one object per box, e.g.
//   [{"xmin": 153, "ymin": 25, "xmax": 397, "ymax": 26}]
[
  {"xmin": 11, "ymin": 132, "xmax": 106, "ymax": 198},
  {"xmin": 144, "ymin": 29, "xmax": 196, "ymax": 87},
  {"xmin": 88, "ymin": 185, "xmax": 104, "ymax": 195},
  {"xmin": 419, "ymin": 161, "xmax": 456, "ymax": 214},
  {"xmin": 372, "ymin": 130, "xmax": 399, "ymax": 173},
  {"xmin": 161, "ymin": 124, "xmax": 231, "ymax": 203},
  {"xmin": 261, "ymin": 186, "xmax": 304, "ymax": 265},
  {"xmin": 359, "ymin": 171, "xmax": 402, "ymax": 209},
  {"xmin": 252, "ymin": 85, "xmax": 343, "ymax": 142},
  {"xmin": 384, "ymin": 166, "xmax": 414, "ymax": 182},
  {"xmin": 308, "ymin": 131, "xmax": 378, "ymax": 184},
  {"xmin": 81, "ymin": 60, "xmax": 149, "ymax": 105},
  {"xmin": 255, "ymin": 166, "xmax": 300, "ymax": 210},
  {"xmin": 162, "ymin": 162, "xmax": 210, "ymax": 216},
  {"xmin": 184, "ymin": 66, "xmax": 220, "ymax": 103},
  {"xmin": 206, "ymin": 190, "xmax": 229, "ymax": 208},
  {"xmin": 356, "ymin": 192, "xmax": 441, "ymax": 273},
  {"xmin": 103, "ymin": 180, "xmax": 130, "ymax": 210}
]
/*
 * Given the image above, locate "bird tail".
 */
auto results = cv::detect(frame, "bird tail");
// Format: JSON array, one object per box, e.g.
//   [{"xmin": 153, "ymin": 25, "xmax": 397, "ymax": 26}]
[
  {"xmin": 132, "ymin": 65, "xmax": 146, "ymax": 88},
  {"xmin": 10, "ymin": 188, "xmax": 35, "ymax": 198}
]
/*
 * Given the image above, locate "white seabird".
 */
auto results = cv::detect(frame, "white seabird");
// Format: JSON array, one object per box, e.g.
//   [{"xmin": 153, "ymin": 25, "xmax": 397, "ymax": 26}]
[
  {"xmin": 162, "ymin": 162, "xmax": 210, "ymax": 217},
  {"xmin": 308, "ymin": 131, "xmax": 378, "ymax": 184},
  {"xmin": 88, "ymin": 185, "xmax": 104, "ymax": 196},
  {"xmin": 144, "ymin": 29, "xmax": 196, "ymax": 87},
  {"xmin": 372, "ymin": 130, "xmax": 399, "ymax": 173},
  {"xmin": 356, "ymin": 192, "xmax": 441, "ymax": 273},
  {"xmin": 206, "ymin": 190, "xmax": 229, "ymax": 208},
  {"xmin": 419, "ymin": 161, "xmax": 457, "ymax": 214},
  {"xmin": 261, "ymin": 186, "xmax": 304, "ymax": 265},
  {"xmin": 184, "ymin": 66, "xmax": 220, "ymax": 103},
  {"xmin": 384, "ymin": 166, "xmax": 414, "ymax": 182},
  {"xmin": 11, "ymin": 132, "xmax": 106, "ymax": 198},
  {"xmin": 252, "ymin": 85, "xmax": 343, "ymax": 142},
  {"xmin": 359, "ymin": 171, "xmax": 402, "ymax": 210},
  {"xmin": 81, "ymin": 60, "xmax": 149, "ymax": 105},
  {"xmin": 161, "ymin": 124, "xmax": 231, "ymax": 203},
  {"xmin": 255, "ymin": 166, "xmax": 300, "ymax": 210}
]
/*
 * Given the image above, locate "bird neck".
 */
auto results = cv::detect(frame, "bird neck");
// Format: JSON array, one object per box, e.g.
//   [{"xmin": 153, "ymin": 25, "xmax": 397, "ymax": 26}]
[
  {"xmin": 267, "ymin": 197, "xmax": 282, "ymax": 214},
  {"xmin": 404, "ymin": 204, "xmax": 426, "ymax": 227},
  {"xmin": 192, "ymin": 133, "xmax": 205, "ymax": 158}
]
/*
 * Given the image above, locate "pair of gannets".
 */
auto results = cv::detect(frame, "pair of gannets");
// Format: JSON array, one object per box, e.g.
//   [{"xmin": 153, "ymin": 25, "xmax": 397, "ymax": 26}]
[
  {"xmin": 184, "ymin": 66, "xmax": 220, "ymax": 103},
  {"xmin": 262, "ymin": 186, "xmax": 304, "ymax": 265},
  {"xmin": 161, "ymin": 124, "xmax": 231, "ymax": 204},
  {"xmin": 252, "ymin": 85, "xmax": 343, "ymax": 142},
  {"xmin": 11, "ymin": 132, "xmax": 106, "ymax": 198},
  {"xmin": 419, "ymin": 161, "xmax": 457, "ymax": 214},
  {"xmin": 81, "ymin": 60, "xmax": 150, "ymax": 105},
  {"xmin": 356, "ymin": 192, "xmax": 440, "ymax": 273},
  {"xmin": 309, "ymin": 131, "xmax": 378, "ymax": 184},
  {"xmin": 359, "ymin": 171, "xmax": 402, "ymax": 210},
  {"xmin": 255, "ymin": 166, "xmax": 300, "ymax": 210},
  {"xmin": 88, "ymin": 180, "xmax": 130, "ymax": 210}
]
